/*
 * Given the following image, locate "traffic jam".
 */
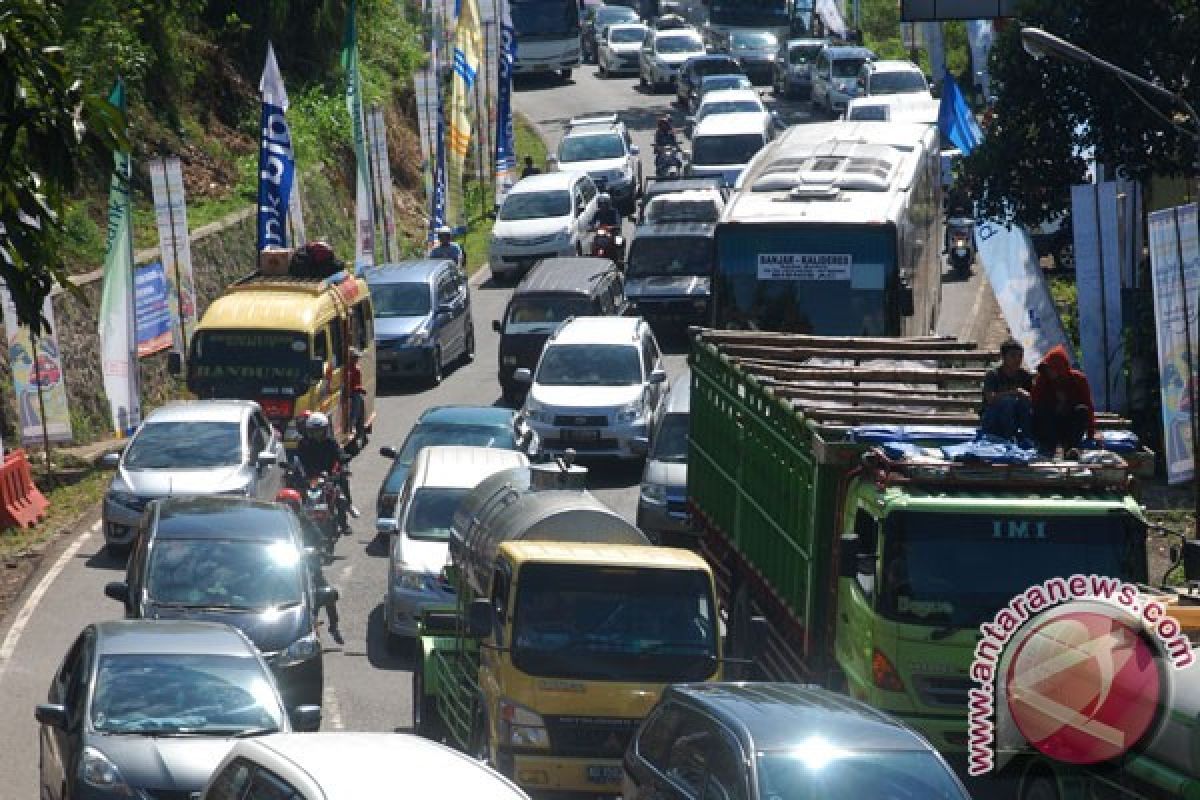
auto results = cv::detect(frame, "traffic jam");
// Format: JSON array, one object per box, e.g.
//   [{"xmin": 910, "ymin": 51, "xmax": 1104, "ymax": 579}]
[{"xmin": 11, "ymin": 0, "xmax": 1200, "ymax": 799}]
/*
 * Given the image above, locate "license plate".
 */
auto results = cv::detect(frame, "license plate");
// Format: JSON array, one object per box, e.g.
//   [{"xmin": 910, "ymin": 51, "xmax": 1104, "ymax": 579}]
[
  {"xmin": 586, "ymin": 766, "xmax": 622, "ymax": 784},
  {"xmin": 561, "ymin": 429, "xmax": 601, "ymax": 442}
]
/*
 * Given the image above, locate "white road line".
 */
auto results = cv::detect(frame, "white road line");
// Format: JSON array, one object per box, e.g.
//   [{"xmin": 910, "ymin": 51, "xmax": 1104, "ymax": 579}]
[
  {"xmin": 0, "ymin": 526, "xmax": 96, "ymax": 684},
  {"xmin": 322, "ymin": 685, "xmax": 346, "ymax": 731}
]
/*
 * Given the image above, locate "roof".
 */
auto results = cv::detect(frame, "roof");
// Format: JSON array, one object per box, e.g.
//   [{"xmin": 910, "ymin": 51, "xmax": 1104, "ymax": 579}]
[
  {"xmin": 653, "ymin": 28, "xmax": 702, "ymax": 42},
  {"xmin": 93, "ymin": 620, "xmax": 259, "ymax": 657},
  {"xmin": 143, "ymin": 400, "xmax": 257, "ymax": 425},
  {"xmin": 699, "ymin": 88, "xmax": 762, "ymax": 107},
  {"xmin": 510, "ymin": 171, "xmax": 586, "ymax": 193},
  {"xmin": 236, "ymin": 733, "xmax": 528, "ymax": 800},
  {"xmin": 550, "ymin": 315, "xmax": 643, "ymax": 345},
  {"xmin": 643, "ymin": 177, "xmax": 726, "ymax": 198},
  {"xmin": 501, "ymin": 540, "xmax": 710, "ymax": 570},
  {"xmin": 607, "ymin": 22, "xmax": 647, "ymax": 32},
  {"xmin": 785, "ymin": 37, "xmax": 829, "ymax": 47},
  {"xmin": 516, "ymin": 257, "xmax": 616, "ymax": 294},
  {"xmin": 632, "ymin": 221, "xmax": 716, "ymax": 238},
  {"xmin": 154, "ymin": 496, "xmax": 294, "ymax": 541},
  {"xmin": 667, "ymin": 683, "xmax": 929, "ymax": 752},
  {"xmin": 867, "ymin": 59, "xmax": 923, "ymax": 74},
  {"xmin": 685, "ymin": 54, "xmax": 740, "ymax": 65},
  {"xmin": 416, "ymin": 405, "xmax": 518, "ymax": 428},
  {"xmin": 820, "ymin": 44, "xmax": 875, "ymax": 58},
  {"xmin": 364, "ymin": 259, "xmax": 455, "ymax": 283},
  {"xmin": 197, "ymin": 274, "xmax": 369, "ymax": 333},
  {"xmin": 409, "ymin": 445, "xmax": 529, "ymax": 490},
  {"xmin": 693, "ymin": 112, "xmax": 770, "ymax": 137}
]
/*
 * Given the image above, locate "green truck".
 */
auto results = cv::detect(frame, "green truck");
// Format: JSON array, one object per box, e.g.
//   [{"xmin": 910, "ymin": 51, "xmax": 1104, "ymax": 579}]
[{"xmin": 688, "ymin": 329, "xmax": 1199, "ymax": 798}]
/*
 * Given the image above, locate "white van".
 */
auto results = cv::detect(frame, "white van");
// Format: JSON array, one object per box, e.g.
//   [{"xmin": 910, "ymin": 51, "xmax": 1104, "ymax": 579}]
[
  {"xmin": 685, "ymin": 112, "xmax": 773, "ymax": 187},
  {"xmin": 489, "ymin": 171, "xmax": 600, "ymax": 282},
  {"xmin": 383, "ymin": 445, "xmax": 529, "ymax": 644}
]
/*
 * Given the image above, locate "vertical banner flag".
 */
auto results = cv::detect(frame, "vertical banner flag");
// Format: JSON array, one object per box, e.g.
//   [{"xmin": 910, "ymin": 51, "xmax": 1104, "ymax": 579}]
[
  {"xmin": 98, "ymin": 79, "xmax": 142, "ymax": 437},
  {"xmin": 415, "ymin": 69, "xmax": 439, "ymax": 201},
  {"xmin": 922, "ymin": 22, "xmax": 945, "ymax": 84},
  {"xmin": 1071, "ymin": 182, "xmax": 1126, "ymax": 411},
  {"xmin": 1, "ymin": 289, "xmax": 72, "ymax": 444},
  {"xmin": 974, "ymin": 218, "xmax": 1072, "ymax": 368},
  {"xmin": 448, "ymin": 0, "xmax": 483, "ymax": 233},
  {"xmin": 815, "ymin": 0, "xmax": 846, "ymax": 38},
  {"xmin": 134, "ymin": 262, "xmax": 173, "ymax": 357},
  {"xmin": 1147, "ymin": 204, "xmax": 1199, "ymax": 484},
  {"xmin": 342, "ymin": 0, "xmax": 377, "ymax": 270},
  {"xmin": 966, "ymin": 20, "xmax": 995, "ymax": 99},
  {"xmin": 258, "ymin": 43, "xmax": 297, "ymax": 253},
  {"xmin": 431, "ymin": 102, "xmax": 450, "ymax": 237},
  {"xmin": 148, "ymin": 157, "xmax": 198, "ymax": 355},
  {"xmin": 367, "ymin": 106, "xmax": 399, "ymax": 262},
  {"xmin": 494, "ymin": 0, "xmax": 517, "ymax": 206},
  {"xmin": 938, "ymin": 71, "xmax": 984, "ymax": 155}
]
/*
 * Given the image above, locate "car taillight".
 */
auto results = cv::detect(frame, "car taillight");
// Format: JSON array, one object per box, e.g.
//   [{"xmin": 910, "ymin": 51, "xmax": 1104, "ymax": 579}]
[
  {"xmin": 872, "ymin": 649, "xmax": 905, "ymax": 692},
  {"xmin": 259, "ymin": 397, "xmax": 294, "ymax": 418},
  {"xmin": 380, "ymin": 493, "xmax": 398, "ymax": 518}
]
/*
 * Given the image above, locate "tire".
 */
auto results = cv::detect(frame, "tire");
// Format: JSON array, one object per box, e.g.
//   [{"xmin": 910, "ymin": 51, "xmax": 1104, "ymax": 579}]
[
  {"xmin": 501, "ymin": 386, "xmax": 522, "ymax": 408},
  {"xmin": 429, "ymin": 347, "xmax": 443, "ymax": 386},
  {"xmin": 462, "ymin": 324, "xmax": 476, "ymax": 364},
  {"xmin": 105, "ymin": 541, "xmax": 130, "ymax": 559},
  {"xmin": 639, "ymin": 71, "xmax": 648, "ymax": 89},
  {"xmin": 412, "ymin": 666, "xmax": 444, "ymax": 740},
  {"xmin": 728, "ymin": 585, "xmax": 757, "ymax": 680},
  {"xmin": 560, "ymin": 68, "xmax": 572, "ymax": 81},
  {"xmin": 1021, "ymin": 775, "xmax": 1060, "ymax": 800},
  {"xmin": 469, "ymin": 706, "xmax": 491, "ymax": 764},
  {"xmin": 599, "ymin": 62, "xmax": 608, "ymax": 78}
]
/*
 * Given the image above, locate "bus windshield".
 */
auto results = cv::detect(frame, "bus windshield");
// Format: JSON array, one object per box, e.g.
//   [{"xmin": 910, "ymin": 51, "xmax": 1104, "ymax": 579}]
[
  {"xmin": 710, "ymin": 0, "xmax": 788, "ymax": 27},
  {"xmin": 878, "ymin": 512, "xmax": 1147, "ymax": 629},
  {"xmin": 511, "ymin": 0, "xmax": 580, "ymax": 39},
  {"xmin": 190, "ymin": 330, "xmax": 313, "ymax": 392}
]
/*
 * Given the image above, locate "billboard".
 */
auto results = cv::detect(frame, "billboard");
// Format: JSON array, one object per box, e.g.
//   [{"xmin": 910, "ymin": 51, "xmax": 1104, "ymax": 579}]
[{"xmin": 901, "ymin": 0, "xmax": 1015, "ymax": 20}]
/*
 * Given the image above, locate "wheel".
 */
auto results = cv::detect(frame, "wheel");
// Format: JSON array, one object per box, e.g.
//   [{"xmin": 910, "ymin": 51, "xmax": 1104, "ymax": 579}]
[
  {"xmin": 599, "ymin": 61, "xmax": 608, "ymax": 78},
  {"xmin": 560, "ymin": 68, "xmax": 572, "ymax": 81},
  {"xmin": 462, "ymin": 324, "xmax": 475, "ymax": 364},
  {"xmin": 501, "ymin": 385, "xmax": 521, "ymax": 408},
  {"xmin": 105, "ymin": 541, "xmax": 130, "ymax": 559},
  {"xmin": 469, "ymin": 706, "xmax": 491, "ymax": 763},
  {"xmin": 1021, "ymin": 775, "xmax": 1060, "ymax": 800},
  {"xmin": 639, "ymin": 71, "xmax": 648, "ymax": 89},
  {"xmin": 412, "ymin": 666, "xmax": 444, "ymax": 740},
  {"xmin": 728, "ymin": 584, "xmax": 757, "ymax": 680},
  {"xmin": 429, "ymin": 346, "xmax": 443, "ymax": 386}
]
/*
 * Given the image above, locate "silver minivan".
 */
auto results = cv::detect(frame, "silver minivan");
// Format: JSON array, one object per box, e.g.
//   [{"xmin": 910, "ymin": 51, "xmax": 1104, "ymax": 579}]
[
  {"xmin": 636, "ymin": 371, "xmax": 693, "ymax": 546},
  {"xmin": 812, "ymin": 44, "xmax": 876, "ymax": 116}
]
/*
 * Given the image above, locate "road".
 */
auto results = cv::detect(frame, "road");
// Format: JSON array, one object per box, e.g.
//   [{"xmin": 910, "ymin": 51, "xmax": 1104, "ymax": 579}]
[{"xmin": 0, "ymin": 62, "xmax": 989, "ymax": 796}]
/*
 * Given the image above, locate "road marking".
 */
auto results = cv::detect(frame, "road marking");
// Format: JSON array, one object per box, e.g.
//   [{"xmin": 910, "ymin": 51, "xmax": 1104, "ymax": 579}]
[
  {"xmin": 323, "ymin": 685, "xmax": 346, "ymax": 731},
  {"xmin": 0, "ymin": 525, "xmax": 96, "ymax": 684}
]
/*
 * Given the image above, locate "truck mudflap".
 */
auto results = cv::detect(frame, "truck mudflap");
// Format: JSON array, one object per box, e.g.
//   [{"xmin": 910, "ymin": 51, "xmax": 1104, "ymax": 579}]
[{"xmin": 503, "ymin": 752, "xmax": 626, "ymax": 794}]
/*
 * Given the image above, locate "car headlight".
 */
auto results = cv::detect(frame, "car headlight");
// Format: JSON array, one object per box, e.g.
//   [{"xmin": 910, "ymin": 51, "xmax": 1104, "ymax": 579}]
[
  {"xmin": 615, "ymin": 401, "xmax": 643, "ymax": 425},
  {"xmin": 81, "ymin": 746, "xmax": 132, "ymax": 794},
  {"xmin": 409, "ymin": 331, "xmax": 431, "ymax": 346},
  {"xmin": 276, "ymin": 632, "xmax": 321, "ymax": 668},
  {"xmin": 499, "ymin": 698, "xmax": 550, "ymax": 749},
  {"xmin": 640, "ymin": 483, "xmax": 668, "ymax": 505},
  {"xmin": 395, "ymin": 566, "xmax": 436, "ymax": 592},
  {"xmin": 107, "ymin": 490, "xmax": 139, "ymax": 509}
]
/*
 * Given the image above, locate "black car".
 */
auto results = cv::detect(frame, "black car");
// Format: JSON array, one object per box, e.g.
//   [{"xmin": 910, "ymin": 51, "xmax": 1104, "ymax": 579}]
[
  {"xmin": 623, "ymin": 683, "xmax": 971, "ymax": 800},
  {"xmin": 583, "ymin": 4, "xmax": 641, "ymax": 63},
  {"xmin": 103, "ymin": 496, "xmax": 337, "ymax": 727},
  {"xmin": 35, "ymin": 620, "xmax": 316, "ymax": 800},
  {"xmin": 625, "ymin": 222, "xmax": 715, "ymax": 332},
  {"xmin": 494, "ymin": 257, "xmax": 627, "ymax": 404},
  {"xmin": 676, "ymin": 54, "xmax": 744, "ymax": 107}
]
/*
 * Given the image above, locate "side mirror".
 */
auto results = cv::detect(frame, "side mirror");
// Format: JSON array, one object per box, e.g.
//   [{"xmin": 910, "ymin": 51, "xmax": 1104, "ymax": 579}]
[
  {"xmin": 650, "ymin": 368, "xmax": 667, "ymax": 384},
  {"xmin": 167, "ymin": 352, "xmax": 182, "ymax": 376},
  {"xmin": 467, "ymin": 597, "xmax": 493, "ymax": 638},
  {"xmin": 34, "ymin": 704, "xmax": 68, "ymax": 730},
  {"xmin": 513, "ymin": 368, "xmax": 533, "ymax": 384},
  {"xmin": 1183, "ymin": 540, "xmax": 1200, "ymax": 583},
  {"xmin": 631, "ymin": 437, "xmax": 650, "ymax": 456},
  {"xmin": 256, "ymin": 451, "xmax": 278, "ymax": 469},
  {"xmin": 898, "ymin": 286, "xmax": 915, "ymax": 317},
  {"xmin": 630, "ymin": 144, "xmax": 641, "ymax": 156},
  {"xmin": 289, "ymin": 705, "xmax": 322, "ymax": 732},
  {"xmin": 376, "ymin": 518, "xmax": 399, "ymax": 535},
  {"xmin": 379, "ymin": 446, "xmax": 398, "ymax": 459},
  {"xmin": 99, "ymin": 452, "xmax": 121, "ymax": 469},
  {"xmin": 309, "ymin": 358, "xmax": 326, "ymax": 380},
  {"xmin": 316, "ymin": 586, "xmax": 340, "ymax": 608},
  {"xmin": 492, "ymin": 319, "xmax": 502, "ymax": 333},
  {"xmin": 104, "ymin": 582, "xmax": 130, "ymax": 604}
]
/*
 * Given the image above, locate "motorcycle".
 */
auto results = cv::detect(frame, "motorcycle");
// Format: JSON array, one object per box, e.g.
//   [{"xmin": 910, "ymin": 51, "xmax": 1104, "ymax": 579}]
[
  {"xmin": 947, "ymin": 217, "xmax": 975, "ymax": 276},
  {"xmin": 655, "ymin": 144, "xmax": 683, "ymax": 179},
  {"xmin": 590, "ymin": 224, "xmax": 626, "ymax": 268},
  {"xmin": 281, "ymin": 461, "xmax": 351, "ymax": 558}
]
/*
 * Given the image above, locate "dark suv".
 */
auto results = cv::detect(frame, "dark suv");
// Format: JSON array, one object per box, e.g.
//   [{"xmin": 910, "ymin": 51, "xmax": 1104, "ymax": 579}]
[
  {"xmin": 625, "ymin": 222, "xmax": 715, "ymax": 332},
  {"xmin": 676, "ymin": 54, "xmax": 744, "ymax": 107},
  {"xmin": 104, "ymin": 496, "xmax": 337, "ymax": 728},
  {"xmin": 624, "ymin": 683, "xmax": 970, "ymax": 800}
]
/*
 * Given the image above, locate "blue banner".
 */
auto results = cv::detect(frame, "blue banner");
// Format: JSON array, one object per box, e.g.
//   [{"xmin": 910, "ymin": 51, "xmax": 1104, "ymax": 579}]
[
  {"xmin": 431, "ymin": 100, "xmax": 449, "ymax": 239},
  {"xmin": 135, "ymin": 261, "xmax": 173, "ymax": 357},
  {"xmin": 258, "ymin": 44, "xmax": 297, "ymax": 251},
  {"xmin": 938, "ymin": 70, "xmax": 983, "ymax": 156},
  {"xmin": 494, "ymin": 0, "xmax": 517, "ymax": 206}
]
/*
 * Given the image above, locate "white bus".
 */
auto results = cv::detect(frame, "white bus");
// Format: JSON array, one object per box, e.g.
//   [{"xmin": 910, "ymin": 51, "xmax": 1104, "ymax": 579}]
[
  {"xmin": 511, "ymin": 0, "xmax": 581, "ymax": 80},
  {"xmin": 712, "ymin": 120, "xmax": 943, "ymax": 336}
]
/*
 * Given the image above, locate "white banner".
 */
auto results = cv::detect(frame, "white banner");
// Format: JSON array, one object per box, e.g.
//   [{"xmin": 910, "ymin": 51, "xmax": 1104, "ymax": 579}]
[
  {"xmin": 367, "ymin": 106, "xmax": 399, "ymax": 262},
  {"xmin": 148, "ymin": 157, "xmax": 198, "ymax": 355},
  {"xmin": 1, "ymin": 289, "xmax": 72, "ymax": 444},
  {"xmin": 1071, "ymin": 182, "xmax": 1125, "ymax": 411},
  {"xmin": 415, "ymin": 68, "xmax": 440, "ymax": 204},
  {"xmin": 1147, "ymin": 204, "xmax": 1199, "ymax": 484},
  {"xmin": 967, "ymin": 19, "xmax": 994, "ymax": 98},
  {"xmin": 974, "ymin": 219, "xmax": 1072, "ymax": 368}
]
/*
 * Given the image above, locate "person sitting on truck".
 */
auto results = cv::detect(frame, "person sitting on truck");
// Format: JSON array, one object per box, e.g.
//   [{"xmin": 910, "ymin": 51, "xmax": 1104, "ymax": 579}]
[
  {"xmin": 980, "ymin": 338, "xmax": 1033, "ymax": 442},
  {"xmin": 1031, "ymin": 344, "xmax": 1097, "ymax": 455}
]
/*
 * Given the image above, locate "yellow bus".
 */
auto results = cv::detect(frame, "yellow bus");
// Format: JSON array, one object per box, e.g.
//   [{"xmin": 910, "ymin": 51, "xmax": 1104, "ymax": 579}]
[{"xmin": 178, "ymin": 271, "xmax": 377, "ymax": 450}]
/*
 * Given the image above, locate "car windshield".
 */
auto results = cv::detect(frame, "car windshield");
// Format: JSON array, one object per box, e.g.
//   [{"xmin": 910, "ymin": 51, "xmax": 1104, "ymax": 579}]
[
  {"xmin": 692, "ymin": 133, "xmax": 764, "ymax": 166},
  {"xmin": 560, "ymin": 134, "xmax": 625, "ymax": 162},
  {"xmin": 832, "ymin": 57, "xmax": 867, "ymax": 78},
  {"xmin": 500, "ymin": 191, "xmax": 572, "ymax": 220},
  {"xmin": 90, "ymin": 653, "xmax": 284, "ymax": 735},
  {"xmin": 536, "ymin": 344, "xmax": 642, "ymax": 386},
  {"xmin": 651, "ymin": 413, "xmax": 688, "ymax": 462},
  {"xmin": 757, "ymin": 750, "xmax": 967, "ymax": 800},
  {"xmin": 405, "ymin": 487, "xmax": 470, "ymax": 541},
  {"xmin": 505, "ymin": 295, "xmax": 597, "ymax": 333},
  {"xmin": 878, "ymin": 512, "xmax": 1147, "ymax": 629},
  {"xmin": 609, "ymin": 26, "xmax": 645, "ymax": 42},
  {"xmin": 871, "ymin": 70, "xmax": 927, "ymax": 94},
  {"xmin": 124, "ymin": 421, "xmax": 242, "ymax": 469},
  {"xmin": 512, "ymin": 563, "xmax": 717, "ymax": 682},
  {"xmin": 372, "ymin": 282, "xmax": 431, "ymax": 317},
  {"xmin": 698, "ymin": 100, "xmax": 762, "ymax": 120},
  {"xmin": 731, "ymin": 31, "xmax": 777, "ymax": 50},
  {"xmin": 628, "ymin": 237, "xmax": 712, "ymax": 277},
  {"xmin": 848, "ymin": 104, "xmax": 889, "ymax": 121},
  {"xmin": 702, "ymin": 76, "xmax": 751, "ymax": 92},
  {"xmin": 597, "ymin": 7, "xmax": 638, "ymax": 25},
  {"xmin": 511, "ymin": 0, "xmax": 580, "ymax": 38},
  {"xmin": 695, "ymin": 59, "xmax": 739, "ymax": 77},
  {"xmin": 190, "ymin": 330, "xmax": 312, "ymax": 390},
  {"xmin": 790, "ymin": 45, "xmax": 821, "ymax": 65},
  {"xmin": 398, "ymin": 423, "xmax": 516, "ymax": 465},
  {"xmin": 657, "ymin": 35, "xmax": 703, "ymax": 54},
  {"xmin": 146, "ymin": 539, "xmax": 305, "ymax": 610}
]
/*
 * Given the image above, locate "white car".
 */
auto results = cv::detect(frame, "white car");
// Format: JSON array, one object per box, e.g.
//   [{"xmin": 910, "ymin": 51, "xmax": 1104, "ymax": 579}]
[
  {"xmin": 516, "ymin": 316, "xmax": 668, "ymax": 460},
  {"xmin": 639, "ymin": 29, "xmax": 705, "ymax": 92},
  {"xmin": 599, "ymin": 23, "xmax": 648, "ymax": 78},
  {"xmin": 489, "ymin": 171, "xmax": 600, "ymax": 282},
  {"xmin": 687, "ymin": 87, "xmax": 769, "ymax": 134},
  {"xmin": 685, "ymin": 111, "xmax": 772, "ymax": 187},
  {"xmin": 549, "ymin": 114, "xmax": 642, "ymax": 215},
  {"xmin": 856, "ymin": 59, "xmax": 932, "ymax": 99},
  {"xmin": 201, "ymin": 733, "xmax": 530, "ymax": 800}
]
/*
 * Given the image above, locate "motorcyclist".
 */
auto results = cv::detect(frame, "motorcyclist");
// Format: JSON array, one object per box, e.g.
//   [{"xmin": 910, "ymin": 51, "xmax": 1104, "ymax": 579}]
[
  {"xmin": 654, "ymin": 116, "xmax": 678, "ymax": 151},
  {"xmin": 591, "ymin": 192, "xmax": 623, "ymax": 229},
  {"xmin": 429, "ymin": 226, "xmax": 465, "ymax": 269},
  {"xmin": 279, "ymin": 487, "xmax": 343, "ymax": 644},
  {"xmin": 294, "ymin": 412, "xmax": 358, "ymax": 531}
]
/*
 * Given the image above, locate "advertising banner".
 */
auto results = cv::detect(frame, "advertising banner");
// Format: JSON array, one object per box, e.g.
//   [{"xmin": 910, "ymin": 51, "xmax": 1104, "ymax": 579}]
[
  {"xmin": 367, "ymin": 107, "xmax": 399, "ymax": 262},
  {"xmin": 1, "ymin": 289, "xmax": 72, "ymax": 444},
  {"xmin": 148, "ymin": 157, "xmax": 198, "ymax": 355},
  {"xmin": 493, "ymin": 0, "xmax": 517, "ymax": 206},
  {"xmin": 1071, "ymin": 182, "xmax": 1125, "ymax": 411},
  {"xmin": 257, "ymin": 43, "xmax": 298, "ymax": 252},
  {"xmin": 342, "ymin": 0, "xmax": 377, "ymax": 271},
  {"xmin": 1147, "ymin": 204, "xmax": 1199, "ymax": 484},
  {"xmin": 135, "ymin": 261, "xmax": 173, "ymax": 357}
]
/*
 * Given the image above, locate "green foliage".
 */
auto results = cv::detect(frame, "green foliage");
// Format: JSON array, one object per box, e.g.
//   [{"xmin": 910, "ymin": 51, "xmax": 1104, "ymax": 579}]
[{"xmin": 1048, "ymin": 274, "xmax": 1080, "ymax": 353}]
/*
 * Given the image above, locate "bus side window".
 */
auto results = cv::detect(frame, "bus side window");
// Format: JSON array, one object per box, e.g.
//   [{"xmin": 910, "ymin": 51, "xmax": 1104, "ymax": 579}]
[
  {"xmin": 313, "ymin": 330, "xmax": 328, "ymax": 365},
  {"xmin": 328, "ymin": 322, "xmax": 344, "ymax": 367}
]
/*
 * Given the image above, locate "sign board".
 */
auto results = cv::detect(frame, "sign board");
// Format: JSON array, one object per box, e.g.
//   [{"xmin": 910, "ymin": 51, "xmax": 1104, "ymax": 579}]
[
  {"xmin": 757, "ymin": 254, "xmax": 852, "ymax": 281},
  {"xmin": 135, "ymin": 261, "xmax": 174, "ymax": 357},
  {"xmin": 901, "ymin": 0, "xmax": 1015, "ymax": 20}
]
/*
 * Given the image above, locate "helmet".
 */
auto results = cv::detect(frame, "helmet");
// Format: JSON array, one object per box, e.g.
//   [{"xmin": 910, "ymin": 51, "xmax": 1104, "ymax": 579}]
[
  {"xmin": 597, "ymin": 193, "xmax": 612, "ymax": 208},
  {"xmin": 275, "ymin": 488, "xmax": 302, "ymax": 507},
  {"xmin": 305, "ymin": 412, "xmax": 330, "ymax": 441},
  {"xmin": 435, "ymin": 225, "xmax": 453, "ymax": 239}
]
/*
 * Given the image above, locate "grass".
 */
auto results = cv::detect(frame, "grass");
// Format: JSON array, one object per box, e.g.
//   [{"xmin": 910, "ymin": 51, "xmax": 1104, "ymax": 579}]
[{"xmin": 0, "ymin": 468, "xmax": 110, "ymax": 559}]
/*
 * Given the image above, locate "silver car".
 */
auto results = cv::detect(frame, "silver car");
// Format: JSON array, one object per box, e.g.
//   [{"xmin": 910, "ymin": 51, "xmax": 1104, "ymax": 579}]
[
  {"xmin": 101, "ymin": 400, "xmax": 286, "ymax": 554},
  {"xmin": 636, "ymin": 371, "xmax": 694, "ymax": 545}
]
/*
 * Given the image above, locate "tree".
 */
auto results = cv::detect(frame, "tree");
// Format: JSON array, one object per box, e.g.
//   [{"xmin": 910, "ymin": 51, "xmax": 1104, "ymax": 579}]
[
  {"xmin": 965, "ymin": 0, "xmax": 1200, "ymax": 228},
  {"xmin": 0, "ymin": 0, "xmax": 124, "ymax": 334}
]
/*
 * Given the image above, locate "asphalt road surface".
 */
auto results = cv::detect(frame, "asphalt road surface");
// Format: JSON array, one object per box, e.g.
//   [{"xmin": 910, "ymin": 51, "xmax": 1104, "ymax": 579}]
[{"xmin": 0, "ymin": 61, "xmax": 989, "ymax": 796}]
